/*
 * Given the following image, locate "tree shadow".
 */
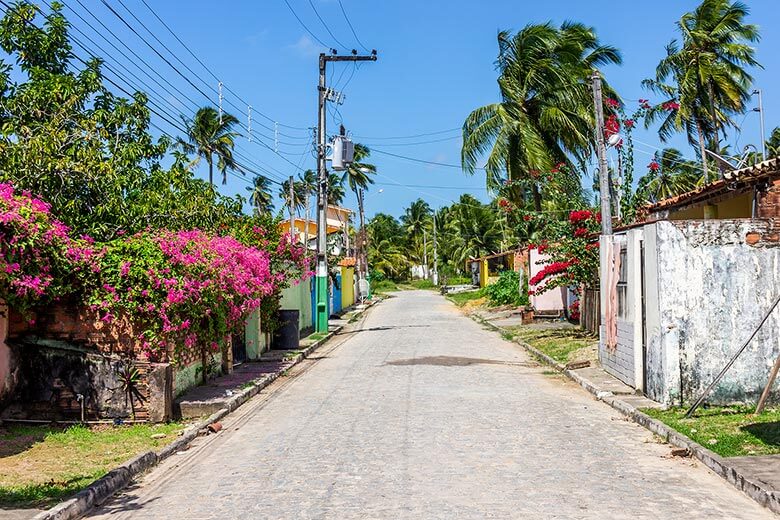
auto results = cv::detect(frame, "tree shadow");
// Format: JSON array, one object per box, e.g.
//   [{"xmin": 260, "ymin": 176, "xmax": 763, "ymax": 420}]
[
  {"xmin": 741, "ymin": 421, "xmax": 780, "ymax": 448},
  {"xmin": 0, "ymin": 424, "xmax": 63, "ymax": 458}
]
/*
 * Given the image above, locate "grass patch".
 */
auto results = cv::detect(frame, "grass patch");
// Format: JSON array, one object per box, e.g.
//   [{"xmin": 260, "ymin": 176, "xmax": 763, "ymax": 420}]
[
  {"xmin": 511, "ymin": 327, "xmax": 594, "ymax": 364},
  {"xmin": 401, "ymin": 279, "xmax": 436, "ymax": 291},
  {"xmin": 371, "ymin": 279, "xmax": 399, "ymax": 294},
  {"xmin": 306, "ymin": 332, "xmax": 327, "ymax": 342},
  {"xmin": 0, "ymin": 422, "xmax": 185, "ymax": 508},
  {"xmin": 446, "ymin": 289, "xmax": 484, "ymax": 307},
  {"xmin": 643, "ymin": 406, "xmax": 780, "ymax": 458}
]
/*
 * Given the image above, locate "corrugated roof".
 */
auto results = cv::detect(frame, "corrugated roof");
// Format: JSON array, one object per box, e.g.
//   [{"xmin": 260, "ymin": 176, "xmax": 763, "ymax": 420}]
[{"xmin": 646, "ymin": 157, "xmax": 780, "ymax": 213}]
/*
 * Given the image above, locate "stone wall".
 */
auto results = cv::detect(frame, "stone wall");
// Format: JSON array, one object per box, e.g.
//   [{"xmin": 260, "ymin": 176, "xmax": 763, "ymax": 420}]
[
  {"xmin": 645, "ymin": 219, "xmax": 780, "ymax": 406},
  {"xmin": 3, "ymin": 302, "xmax": 179, "ymax": 421}
]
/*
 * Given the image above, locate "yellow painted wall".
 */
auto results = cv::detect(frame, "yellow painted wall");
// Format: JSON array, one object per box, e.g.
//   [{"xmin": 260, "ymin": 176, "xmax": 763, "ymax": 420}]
[
  {"xmin": 669, "ymin": 191, "xmax": 752, "ymax": 220},
  {"xmin": 341, "ymin": 267, "xmax": 355, "ymax": 308},
  {"xmin": 479, "ymin": 260, "xmax": 489, "ymax": 288}
]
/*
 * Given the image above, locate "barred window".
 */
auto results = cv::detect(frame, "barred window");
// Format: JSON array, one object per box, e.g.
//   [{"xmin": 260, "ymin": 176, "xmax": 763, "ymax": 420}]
[{"xmin": 617, "ymin": 246, "xmax": 628, "ymax": 319}]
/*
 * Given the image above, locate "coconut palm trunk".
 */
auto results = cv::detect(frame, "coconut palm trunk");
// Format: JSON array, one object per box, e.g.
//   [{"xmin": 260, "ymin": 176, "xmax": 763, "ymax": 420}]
[{"xmin": 696, "ymin": 117, "xmax": 710, "ymax": 181}]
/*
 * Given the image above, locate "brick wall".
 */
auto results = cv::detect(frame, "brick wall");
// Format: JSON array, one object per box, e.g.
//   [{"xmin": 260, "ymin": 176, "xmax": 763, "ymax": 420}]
[
  {"xmin": 8, "ymin": 302, "xmax": 170, "ymax": 363},
  {"xmin": 758, "ymin": 179, "xmax": 780, "ymax": 218}
]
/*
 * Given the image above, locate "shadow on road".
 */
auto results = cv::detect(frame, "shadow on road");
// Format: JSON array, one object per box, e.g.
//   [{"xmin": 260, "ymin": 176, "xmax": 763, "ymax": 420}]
[{"xmin": 384, "ymin": 356, "xmax": 539, "ymax": 368}]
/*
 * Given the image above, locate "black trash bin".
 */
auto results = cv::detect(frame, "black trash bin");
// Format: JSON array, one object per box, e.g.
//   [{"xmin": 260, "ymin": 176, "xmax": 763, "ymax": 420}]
[{"xmin": 272, "ymin": 309, "xmax": 300, "ymax": 350}]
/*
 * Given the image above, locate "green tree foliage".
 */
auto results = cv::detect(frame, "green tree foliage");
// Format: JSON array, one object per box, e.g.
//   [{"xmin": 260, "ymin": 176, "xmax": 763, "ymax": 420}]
[
  {"xmin": 247, "ymin": 175, "xmax": 274, "ymax": 215},
  {"xmin": 0, "ymin": 1, "xmax": 246, "ymax": 240},
  {"xmin": 484, "ymin": 270, "xmax": 529, "ymax": 307},
  {"xmin": 179, "ymin": 106, "xmax": 240, "ymax": 186},
  {"xmin": 462, "ymin": 22, "xmax": 621, "ymax": 210},
  {"xmin": 636, "ymin": 148, "xmax": 699, "ymax": 204},
  {"xmin": 645, "ymin": 0, "xmax": 760, "ymax": 179}
]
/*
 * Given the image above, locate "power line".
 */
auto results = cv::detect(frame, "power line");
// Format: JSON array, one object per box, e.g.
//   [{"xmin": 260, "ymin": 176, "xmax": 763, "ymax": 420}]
[
  {"xmin": 99, "ymin": 0, "xmax": 214, "ymax": 103},
  {"xmin": 363, "ymin": 135, "xmax": 461, "ymax": 147},
  {"xmin": 372, "ymin": 148, "xmax": 486, "ymax": 170},
  {"xmin": 375, "ymin": 182, "xmax": 489, "ymax": 191},
  {"xmin": 0, "ymin": 2, "xmax": 286, "ymax": 192},
  {"xmin": 353, "ymin": 127, "xmax": 462, "ymax": 140},
  {"xmin": 112, "ymin": 0, "xmax": 311, "ymax": 134},
  {"xmin": 337, "ymin": 0, "xmax": 370, "ymax": 53},
  {"xmin": 307, "ymin": 0, "xmax": 348, "ymax": 50},
  {"xmin": 281, "ymin": 0, "xmax": 331, "ymax": 50}
]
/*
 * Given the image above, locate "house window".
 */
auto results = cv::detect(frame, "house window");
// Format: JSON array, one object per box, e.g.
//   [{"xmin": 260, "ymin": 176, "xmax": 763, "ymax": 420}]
[{"xmin": 617, "ymin": 246, "xmax": 628, "ymax": 319}]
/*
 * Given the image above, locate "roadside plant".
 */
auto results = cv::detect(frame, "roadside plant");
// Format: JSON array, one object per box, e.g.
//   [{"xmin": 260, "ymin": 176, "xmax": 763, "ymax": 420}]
[
  {"xmin": 529, "ymin": 209, "xmax": 600, "ymax": 295},
  {"xmin": 484, "ymin": 270, "xmax": 529, "ymax": 307},
  {"xmin": 0, "ymin": 182, "xmax": 97, "ymax": 314}
]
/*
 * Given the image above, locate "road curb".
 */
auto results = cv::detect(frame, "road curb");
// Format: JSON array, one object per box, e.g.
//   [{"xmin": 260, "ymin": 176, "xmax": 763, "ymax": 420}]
[
  {"xmin": 33, "ymin": 301, "xmax": 378, "ymax": 520},
  {"xmin": 469, "ymin": 312, "xmax": 780, "ymax": 515}
]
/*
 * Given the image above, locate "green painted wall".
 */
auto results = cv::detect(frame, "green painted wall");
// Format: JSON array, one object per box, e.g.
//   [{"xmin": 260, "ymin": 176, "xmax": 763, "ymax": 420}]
[
  {"xmin": 244, "ymin": 309, "xmax": 265, "ymax": 359},
  {"xmin": 174, "ymin": 352, "xmax": 223, "ymax": 398},
  {"xmin": 280, "ymin": 279, "xmax": 313, "ymax": 332}
]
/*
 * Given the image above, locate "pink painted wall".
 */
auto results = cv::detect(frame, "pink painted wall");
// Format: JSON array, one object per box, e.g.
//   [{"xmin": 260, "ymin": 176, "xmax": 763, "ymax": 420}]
[{"xmin": 529, "ymin": 250, "xmax": 566, "ymax": 312}]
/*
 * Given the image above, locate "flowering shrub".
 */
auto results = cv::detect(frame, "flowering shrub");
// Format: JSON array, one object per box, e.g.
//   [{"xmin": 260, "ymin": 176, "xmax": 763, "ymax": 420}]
[
  {"xmin": 86, "ymin": 227, "xmax": 310, "ymax": 362},
  {"xmin": 1, "ymin": 181, "xmax": 312, "ymax": 365},
  {"xmin": 484, "ymin": 270, "xmax": 529, "ymax": 307},
  {"xmin": 569, "ymin": 300, "xmax": 581, "ymax": 322},
  {"xmin": 529, "ymin": 209, "xmax": 601, "ymax": 295},
  {"xmin": 0, "ymin": 183, "xmax": 97, "ymax": 313}
]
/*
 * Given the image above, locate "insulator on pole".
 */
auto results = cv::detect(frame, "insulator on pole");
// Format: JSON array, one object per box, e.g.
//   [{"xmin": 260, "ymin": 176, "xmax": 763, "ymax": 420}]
[
  {"xmin": 248, "ymin": 105, "xmax": 252, "ymax": 142},
  {"xmin": 218, "ymin": 81, "xmax": 223, "ymax": 124}
]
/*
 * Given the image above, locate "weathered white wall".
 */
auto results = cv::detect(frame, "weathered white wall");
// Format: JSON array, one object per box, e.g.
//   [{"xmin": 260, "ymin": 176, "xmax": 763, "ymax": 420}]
[{"xmin": 646, "ymin": 220, "xmax": 780, "ymax": 406}]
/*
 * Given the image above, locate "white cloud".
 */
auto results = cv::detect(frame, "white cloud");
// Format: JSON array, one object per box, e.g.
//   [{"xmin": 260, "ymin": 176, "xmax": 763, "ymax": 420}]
[{"xmin": 288, "ymin": 35, "xmax": 326, "ymax": 57}]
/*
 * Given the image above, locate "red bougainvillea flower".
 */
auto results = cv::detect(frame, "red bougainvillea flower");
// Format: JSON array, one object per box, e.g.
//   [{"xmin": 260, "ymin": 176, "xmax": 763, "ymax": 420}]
[
  {"xmin": 624, "ymin": 119, "xmax": 635, "ymax": 129},
  {"xmin": 639, "ymin": 99, "xmax": 651, "ymax": 109},
  {"xmin": 604, "ymin": 115, "xmax": 620, "ymax": 138},
  {"xmin": 529, "ymin": 261, "xmax": 573, "ymax": 286},
  {"xmin": 523, "ymin": 215, "xmax": 533, "ymax": 222},
  {"xmin": 662, "ymin": 101, "xmax": 680, "ymax": 111},
  {"xmin": 605, "ymin": 98, "xmax": 620, "ymax": 108},
  {"xmin": 573, "ymin": 227, "xmax": 589, "ymax": 238},
  {"xmin": 498, "ymin": 198, "xmax": 510, "ymax": 208},
  {"xmin": 648, "ymin": 160, "xmax": 661, "ymax": 172},
  {"xmin": 569, "ymin": 209, "xmax": 594, "ymax": 224}
]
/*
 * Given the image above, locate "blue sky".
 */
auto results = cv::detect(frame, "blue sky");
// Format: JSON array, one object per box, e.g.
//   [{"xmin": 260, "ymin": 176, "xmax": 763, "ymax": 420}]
[{"xmin": 43, "ymin": 0, "xmax": 780, "ymax": 219}]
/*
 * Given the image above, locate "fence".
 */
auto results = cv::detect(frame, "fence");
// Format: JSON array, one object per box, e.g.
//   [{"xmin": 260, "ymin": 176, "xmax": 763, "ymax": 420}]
[{"xmin": 581, "ymin": 287, "xmax": 600, "ymax": 335}]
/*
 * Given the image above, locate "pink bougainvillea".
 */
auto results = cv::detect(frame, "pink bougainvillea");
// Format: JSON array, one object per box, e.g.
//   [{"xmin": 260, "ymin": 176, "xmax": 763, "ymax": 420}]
[{"xmin": 0, "ymin": 182, "xmax": 97, "ymax": 312}]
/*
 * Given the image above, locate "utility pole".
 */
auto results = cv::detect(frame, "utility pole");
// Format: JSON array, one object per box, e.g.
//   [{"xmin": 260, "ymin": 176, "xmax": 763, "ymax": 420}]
[
  {"xmin": 432, "ymin": 211, "xmax": 438, "ymax": 286},
  {"xmin": 358, "ymin": 188, "xmax": 366, "ymax": 282},
  {"xmin": 591, "ymin": 70, "xmax": 612, "ymax": 236},
  {"xmin": 423, "ymin": 229, "xmax": 428, "ymax": 280},
  {"xmin": 315, "ymin": 51, "xmax": 377, "ymax": 333},
  {"xmin": 288, "ymin": 175, "xmax": 296, "ymax": 244}
]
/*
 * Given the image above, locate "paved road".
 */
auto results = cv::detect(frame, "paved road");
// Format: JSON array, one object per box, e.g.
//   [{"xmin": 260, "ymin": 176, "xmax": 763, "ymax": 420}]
[{"xmin": 90, "ymin": 291, "xmax": 772, "ymax": 519}]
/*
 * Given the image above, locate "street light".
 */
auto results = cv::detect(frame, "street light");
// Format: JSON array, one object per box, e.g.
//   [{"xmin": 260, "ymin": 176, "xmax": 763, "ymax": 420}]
[{"xmin": 752, "ymin": 89, "xmax": 767, "ymax": 160}]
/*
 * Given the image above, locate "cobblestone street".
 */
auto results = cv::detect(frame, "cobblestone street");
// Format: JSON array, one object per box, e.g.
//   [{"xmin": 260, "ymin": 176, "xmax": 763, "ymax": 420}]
[{"xmin": 89, "ymin": 291, "xmax": 773, "ymax": 519}]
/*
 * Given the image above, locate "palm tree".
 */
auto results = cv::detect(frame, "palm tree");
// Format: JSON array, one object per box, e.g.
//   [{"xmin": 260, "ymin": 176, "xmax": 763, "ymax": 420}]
[
  {"xmin": 462, "ymin": 23, "xmax": 621, "ymax": 211},
  {"xmin": 327, "ymin": 173, "xmax": 346, "ymax": 207},
  {"xmin": 766, "ymin": 127, "xmax": 780, "ymax": 159},
  {"xmin": 246, "ymin": 175, "xmax": 274, "ymax": 215},
  {"xmin": 342, "ymin": 144, "xmax": 376, "ymax": 276},
  {"xmin": 636, "ymin": 148, "xmax": 699, "ymax": 203},
  {"xmin": 179, "ymin": 107, "xmax": 240, "ymax": 185},
  {"xmin": 649, "ymin": 0, "xmax": 760, "ymax": 180},
  {"xmin": 279, "ymin": 177, "xmax": 305, "ymax": 215},
  {"xmin": 298, "ymin": 169, "xmax": 317, "ymax": 245},
  {"xmin": 341, "ymin": 144, "xmax": 376, "ymax": 192}
]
